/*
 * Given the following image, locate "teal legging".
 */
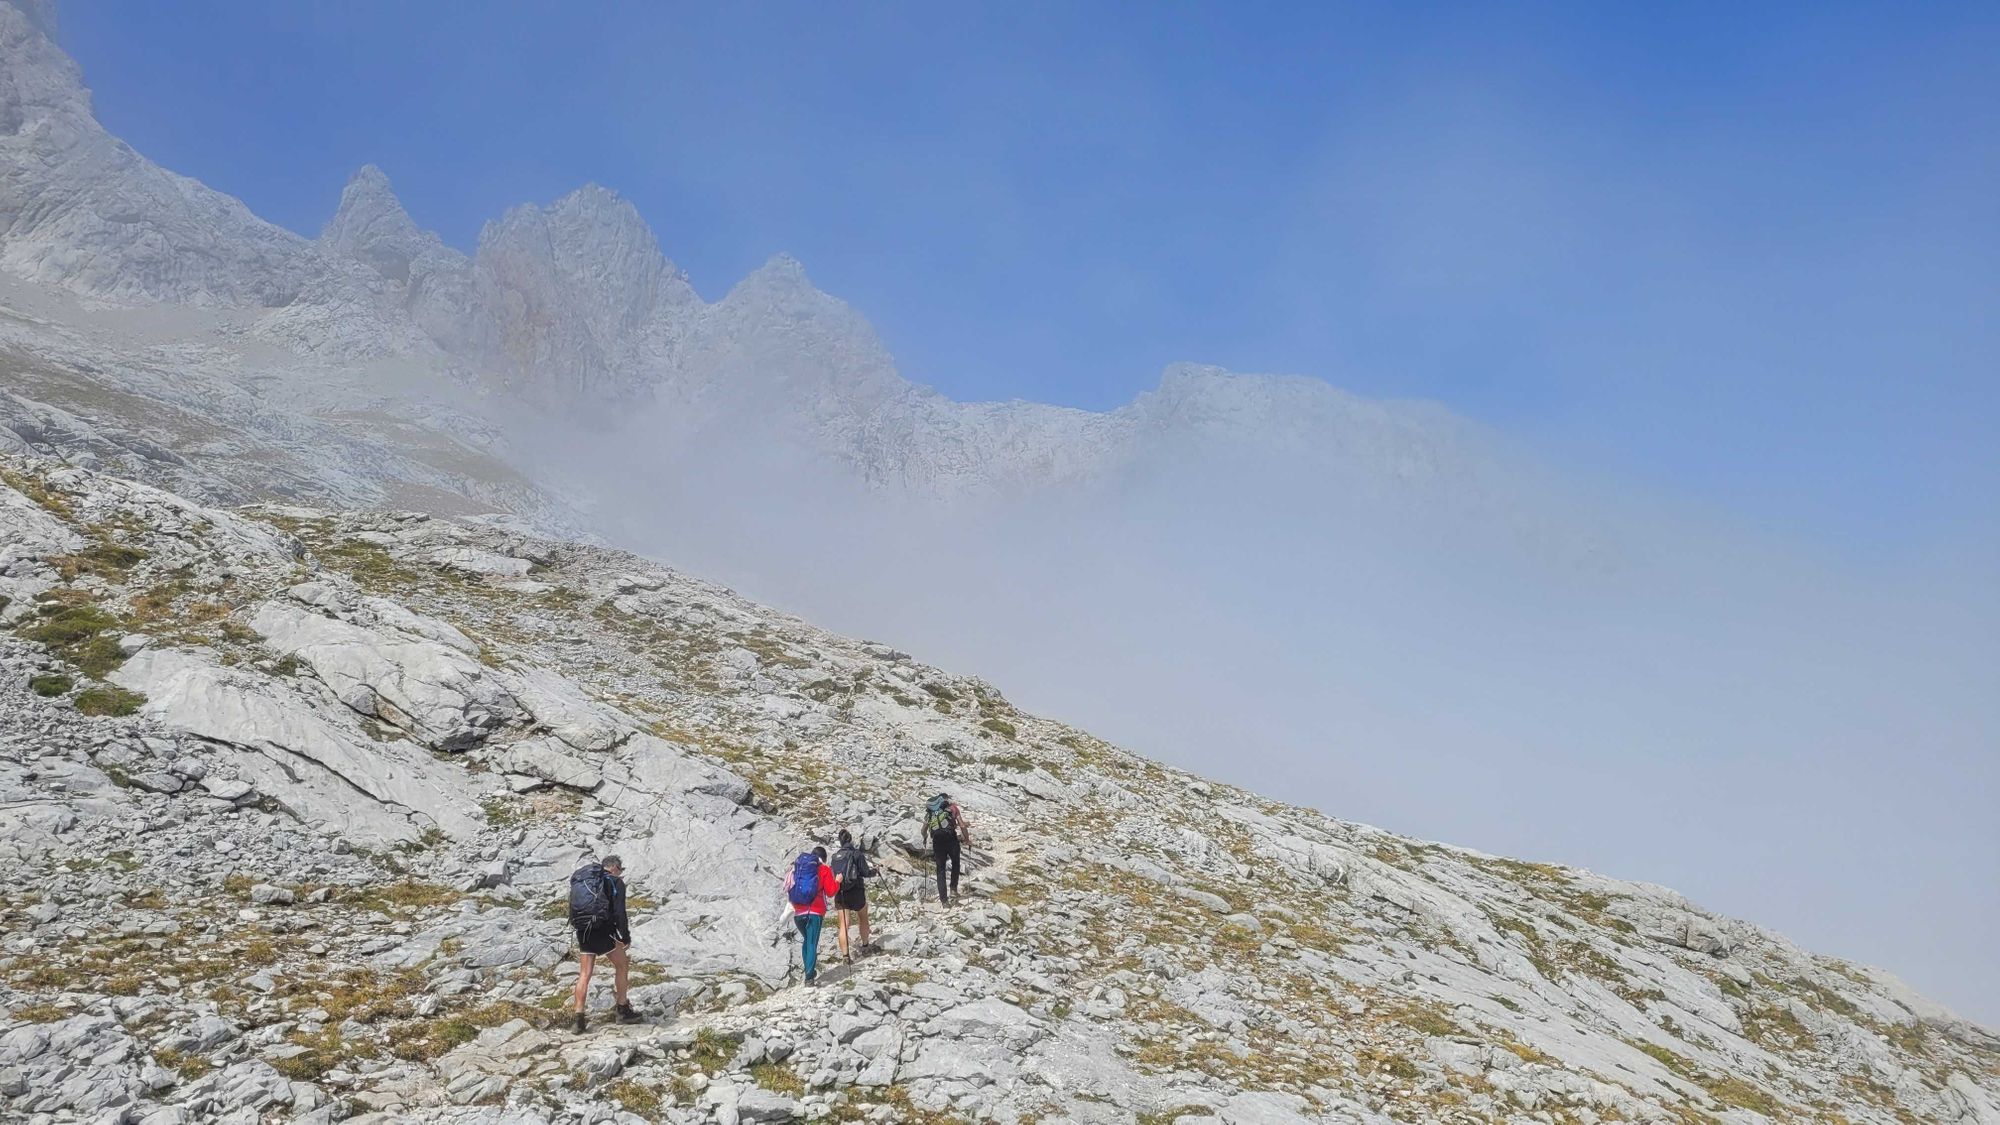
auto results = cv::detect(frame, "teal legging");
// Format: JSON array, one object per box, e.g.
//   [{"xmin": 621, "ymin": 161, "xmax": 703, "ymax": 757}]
[{"xmin": 794, "ymin": 913, "xmax": 824, "ymax": 980}]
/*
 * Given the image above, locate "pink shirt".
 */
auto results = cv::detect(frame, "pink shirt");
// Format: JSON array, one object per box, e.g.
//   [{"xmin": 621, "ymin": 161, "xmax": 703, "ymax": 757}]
[{"xmin": 788, "ymin": 861, "xmax": 840, "ymax": 917}]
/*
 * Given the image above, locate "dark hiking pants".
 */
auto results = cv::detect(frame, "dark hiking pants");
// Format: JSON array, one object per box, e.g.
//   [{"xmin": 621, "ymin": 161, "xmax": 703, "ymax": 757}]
[{"xmin": 931, "ymin": 829, "xmax": 962, "ymax": 904}]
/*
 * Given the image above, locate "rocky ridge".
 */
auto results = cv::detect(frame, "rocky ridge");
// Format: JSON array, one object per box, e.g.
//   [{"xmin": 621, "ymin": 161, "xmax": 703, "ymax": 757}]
[
  {"xmin": 2, "ymin": 455, "xmax": 1996, "ymax": 1124},
  {"xmin": 0, "ymin": 0, "xmax": 1556, "ymax": 548}
]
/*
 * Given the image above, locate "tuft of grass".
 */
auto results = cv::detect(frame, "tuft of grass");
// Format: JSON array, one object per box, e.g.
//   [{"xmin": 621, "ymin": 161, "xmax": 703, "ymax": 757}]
[
  {"xmin": 1496, "ymin": 1033, "xmax": 1553, "ymax": 1065},
  {"xmin": 29, "ymin": 673, "xmax": 73, "ymax": 697},
  {"xmin": 8, "ymin": 1001, "xmax": 69, "ymax": 1024},
  {"xmin": 280, "ymin": 966, "xmax": 426, "ymax": 1024},
  {"xmin": 604, "ymin": 1078, "xmax": 663, "ymax": 1115},
  {"xmin": 348, "ymin": 880, "xmax": 462, "ymax": 913},
  {"xmin": 1361, "ymin": 1048, "xmax": 1422, "ymax": 1081},
  {"xmin": 688, "ymin": 1027, "xmax": 735, "ymax": 1071},
  {"xmin": 1708, "ymin": 1074, "xmax": 1788, "ymax": 1115},
  {"xmin": 1393, "ymin": 1002, "xmax": 1466, "ymax": 1039},
  {"xmin": 1, "ymin": 467, "xmax": 73, "ymax": 515},
  {"xmin": 1138, "ymin": 1107, "xmax": 1214, "ymax": 1125},
  {"xmin": 270, "ymin": 1027, "xmax": 352, "ymax": 1081},
  {"xmin": 481, "ymin": 796, "xmax": 527, "ymax": 827},
  {"xmin": 749, "ymin": 1062, "xmax": 806, "ymax": 1097},
  {"xmin": 75, "ymin": 685, "xmax": 145, "ymax": 717},
  {"xmin": 21, "ymin": 604, "xmax": 130, "ymax": 679},
  {"xmin": 1637, "ymin": 1040, "xmax": 1693, "ymax": 1074},
  {"xmin": 217, "ymin": 620, "xmax": 258, "ymax": 644},
  {"xmin": 386, "ymin": 1014, "xmax": 480, "ymax": 1061},
  {"xmin": 979, "ymin": 717, "xmax": 1019, "ymax": 740},
  {"xmin": 153, "ymin": 1046, "xmax": 214, "ymax": 1080},
  {"xmin": 50, "ymin": 539, "xmax": 150, "ymax": 582}
]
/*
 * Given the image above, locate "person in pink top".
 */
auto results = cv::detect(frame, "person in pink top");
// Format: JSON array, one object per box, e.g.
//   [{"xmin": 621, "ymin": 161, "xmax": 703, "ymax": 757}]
[{"xmin": 783, "ymin": 845, "xmax": 840, "ymax": 985}]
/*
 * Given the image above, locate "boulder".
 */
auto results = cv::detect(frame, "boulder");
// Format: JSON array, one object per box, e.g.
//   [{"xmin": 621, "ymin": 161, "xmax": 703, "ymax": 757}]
[
  {"xmin": 494, "ymin": 738, "xmax": 601, "ymax": 792},
  {"xmin": 736, "ymin": 1086, "xmax": 798, "ymax": 1122}
]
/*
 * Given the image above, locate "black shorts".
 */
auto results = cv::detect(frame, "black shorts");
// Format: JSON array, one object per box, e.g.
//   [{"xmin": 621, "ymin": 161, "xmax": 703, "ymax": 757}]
[
  {"xmin": 575, "ymin": 925, "xmax": 621, "ymax": 956},
  {"xmin": 835, "ymin": 884, "xmax": 867, "ymax": 911}
]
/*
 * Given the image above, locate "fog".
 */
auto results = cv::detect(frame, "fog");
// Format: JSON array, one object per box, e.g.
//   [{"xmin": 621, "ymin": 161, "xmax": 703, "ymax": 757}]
[{"xmin": 504, "ymin": 398, "xmax": 2000, "ymax": 1025}]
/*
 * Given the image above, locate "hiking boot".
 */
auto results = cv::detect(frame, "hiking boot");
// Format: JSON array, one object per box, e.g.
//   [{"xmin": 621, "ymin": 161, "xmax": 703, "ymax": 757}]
[
  {"xmin": 614, "ymin": 1003, "xmax": 642, "ymax": 1025},
  {"xmin": 572, "ymin": 1012, "xmax": 586, "ymax": 1034}
]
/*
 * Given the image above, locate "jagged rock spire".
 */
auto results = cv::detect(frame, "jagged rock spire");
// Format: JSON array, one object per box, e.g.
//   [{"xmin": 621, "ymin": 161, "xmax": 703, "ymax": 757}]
[{"xmin": 321, "ymin": 164, "xmax": 432, "ymax": 283}]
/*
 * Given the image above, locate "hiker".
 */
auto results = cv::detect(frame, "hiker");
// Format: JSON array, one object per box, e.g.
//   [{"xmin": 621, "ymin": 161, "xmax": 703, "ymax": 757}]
[
  {"xmin": 568, "ymin": 854, "xmax": 640, "ymax": 1032},
  {"xmin": 830, "ymin": 828, "xmax": 877, "ymax": 961},
  {"xmin": 923, "ymin": 793, "xmax": 970, "ymax": 907},
  {"xmin": 784, "ymin": 844, "xmax": 840, "ymax": 985}
]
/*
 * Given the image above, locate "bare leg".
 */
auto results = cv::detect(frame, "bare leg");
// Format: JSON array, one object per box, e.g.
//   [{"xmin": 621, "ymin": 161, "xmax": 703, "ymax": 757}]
[
  {"xmin": 858, "ymin": 904, "xmax": 871, "ymax": 949},
  {"xmin": 836, "ymin": 909, "xmax": 852, "ymax": 959},
  {"xmin": 572, "ymin": 952, "xmax": 595, "ymax": 1012},
  {"xmin": 609, "ymin": 944, "xmax": 630, "ymax": 1007}
]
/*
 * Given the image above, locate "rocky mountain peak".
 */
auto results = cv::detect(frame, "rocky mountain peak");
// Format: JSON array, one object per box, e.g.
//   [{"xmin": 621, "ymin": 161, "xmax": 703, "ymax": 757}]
[
  {"xmin": 0, "ymin": 0, "xmax": 88, "ymax": 133},
  {"xmin": 743, "ymin": 250, "xmax": 811, "ymax": 289},
  {"xmin": 5, "ymin": 0, "xmax": 56, "ymax": 38},
  {"xmin": 320, "ymin": 163, "xmax": 440, "ymax": 284}
]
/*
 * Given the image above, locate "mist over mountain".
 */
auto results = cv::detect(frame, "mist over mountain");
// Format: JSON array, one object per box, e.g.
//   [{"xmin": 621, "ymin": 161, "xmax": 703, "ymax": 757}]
[{"xmin": 1, "ymin": 0, "xmax": 1994, "ymax": 1042}]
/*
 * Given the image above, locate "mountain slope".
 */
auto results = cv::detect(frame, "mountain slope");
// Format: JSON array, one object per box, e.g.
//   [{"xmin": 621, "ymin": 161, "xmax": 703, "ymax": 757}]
[{"xmin": 2, "ymin": 455, "xmax": 1994, "ymax": 1125}]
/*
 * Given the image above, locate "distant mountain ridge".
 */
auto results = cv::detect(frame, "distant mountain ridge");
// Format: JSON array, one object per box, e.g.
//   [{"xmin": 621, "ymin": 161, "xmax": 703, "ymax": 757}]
[{"xmin": 0, "ymin": 0, "xmax": 1505, "ymax": 518}]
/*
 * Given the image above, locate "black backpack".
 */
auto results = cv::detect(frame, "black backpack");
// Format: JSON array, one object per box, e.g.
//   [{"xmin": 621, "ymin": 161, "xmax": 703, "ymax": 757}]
[
  {"xmin": 832, "ymin": 844, "xmax": 869, "ymax": 886},
  {"xmin": 568, "ymin": 863, "xmax": 612, "ymax": 928}
]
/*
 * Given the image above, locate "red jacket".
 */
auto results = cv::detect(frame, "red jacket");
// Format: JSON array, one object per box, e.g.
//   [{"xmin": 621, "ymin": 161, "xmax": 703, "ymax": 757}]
[{"xmin": 788, "ymin": 861, "xmax": 840, "ymax": 917}]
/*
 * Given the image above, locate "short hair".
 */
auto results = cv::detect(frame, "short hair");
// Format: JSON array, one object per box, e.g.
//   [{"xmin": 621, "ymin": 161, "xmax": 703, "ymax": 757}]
[
  {"xmin": 812, "ymin": 846, "xmax": 828, "ymax": 860},
  {"xmin": 601, "ymin": 854, "xmax": 623, "ymax": 870},
  {"xmin": 837, "ymin": 829, "xmax": 853, "ymax": 846}
]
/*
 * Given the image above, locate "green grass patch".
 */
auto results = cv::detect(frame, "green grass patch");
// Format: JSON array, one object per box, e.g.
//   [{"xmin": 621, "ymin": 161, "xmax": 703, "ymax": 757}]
[
  {"xmin": 688, "ymin": 1027, "xmax": 735, "ymax": 1071},
  {"xmin": 271, "ymin": 1028, "xmax": 353, "ymax": 1081},
  {"xmin": 749, "ymin": 1062, "xmax": 805, "ymax": 1097},
  {"xmin": 605, "ymin": 1078, "xmax": 663, "ymax": 1115},
  {"xmin": 75, "ymin": 685, "xmax": 145, "ymax": 716},
  {"xmin": 1393, "ymin": 1002, "xmax": 1465, "ymax": 1038},
  {"xmin": 50, "ymin": 539, "xmax": 149, "ymax": 582},
  {"xmin": 7, "ymin": 1001, "xmax": 70, "ymax": 1024},
  {"xmin": 347, "ymin": 880, "xmax": 462, "ymax": 913},
  {"xmin": 29, "ymin": 673, "xmax": 72, "ymax": 697},
  {"xmin": 20, "ymin": 603, "xmax": 130, "ymax": 679},
  {"xmin": 153, "ymin": 1046, "xmax": 214, "ymax": 1080}
]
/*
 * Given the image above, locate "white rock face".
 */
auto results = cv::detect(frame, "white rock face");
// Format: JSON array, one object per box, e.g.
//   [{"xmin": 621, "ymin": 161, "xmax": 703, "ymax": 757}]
[
  {"xmin": 248, "ymin": 598, "xmax": 520, "ymax": 751},
  {"xmin": 112, "ymin": 645, "xmax": 482, "ymax": 844}
]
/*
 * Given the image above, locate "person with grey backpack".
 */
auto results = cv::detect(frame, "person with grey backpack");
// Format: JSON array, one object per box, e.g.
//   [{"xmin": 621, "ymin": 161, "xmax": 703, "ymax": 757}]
[{"xmin": 923, "ymin": 794, "xmax": 970, "ymax": 907}]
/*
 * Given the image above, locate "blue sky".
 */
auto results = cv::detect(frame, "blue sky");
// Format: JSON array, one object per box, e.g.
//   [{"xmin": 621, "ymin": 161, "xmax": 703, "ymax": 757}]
[{"xmin": 58, "ymin": 1, "xmax": 1997, "ymax": 557}]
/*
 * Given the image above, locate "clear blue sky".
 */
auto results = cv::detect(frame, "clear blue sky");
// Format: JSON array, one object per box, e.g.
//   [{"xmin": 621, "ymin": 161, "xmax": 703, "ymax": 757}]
[{"xmin": 57, "ymin": 1, "xmax": 1999, "ymax": 560}]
